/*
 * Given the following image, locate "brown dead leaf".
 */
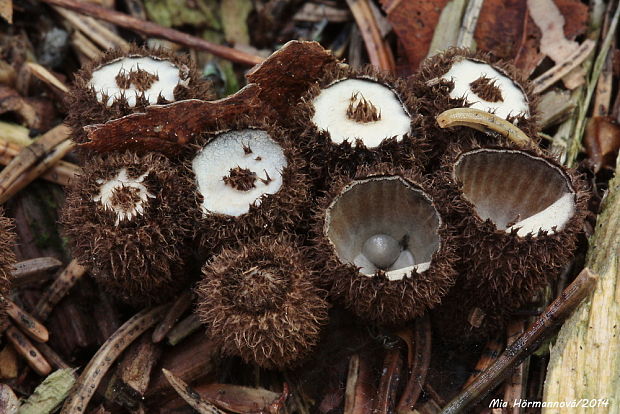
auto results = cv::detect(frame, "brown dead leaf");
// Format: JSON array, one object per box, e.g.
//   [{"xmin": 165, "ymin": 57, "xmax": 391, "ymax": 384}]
[
  {"xmin": 585, "ymin": 117, "xmax": 620, "ymax": 173},
  {"xmin": 474, "ymin": 0, "xmax": 588, "ymax": 75},
  {"xmin": 380, "ymin": 0, "xmax": 450, "ymax": 71}
]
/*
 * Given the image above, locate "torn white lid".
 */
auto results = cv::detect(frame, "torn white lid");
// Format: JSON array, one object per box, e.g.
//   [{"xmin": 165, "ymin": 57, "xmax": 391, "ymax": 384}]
[
  {"xmin": 506, "ymin": 192, "xmax": 575, "ymax": 237},
  {"xmin": 89, "ymin": 56, "xmax": 188, "ymax": 107},
  {"xmin": 192, "ymin": 129, "xmax": 287, "ymax": 217},
  {"xmin": 442, "ymin": 59, "xmax": 530, "ymax": 120},
  {"xmin": 311, "ymin": 78, "xmax": 412, "ymax": 148},
  {"xmin": 93, "ymin": 168, "xmax": 155, "ymax": 226}
]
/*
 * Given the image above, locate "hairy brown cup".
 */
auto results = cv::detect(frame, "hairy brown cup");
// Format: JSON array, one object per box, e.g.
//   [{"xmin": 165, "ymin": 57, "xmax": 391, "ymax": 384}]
[{"xmin": 196, "ymin": 236, "xmax": 329, "ymax": 369}]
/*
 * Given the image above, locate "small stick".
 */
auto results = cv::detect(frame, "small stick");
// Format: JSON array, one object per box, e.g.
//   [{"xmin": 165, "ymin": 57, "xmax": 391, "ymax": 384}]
[
  {"xmin": 53, "ymin": 6, "xmax": 129, "ymax": 51},
  {"xmin": 33, "ymin": 259, "xmax": 87, "ymax": 321},
  {"xmin": 167, "ymin": 313, "xmax": 202, "ymax": 346},
  {"xmin": 397, "ymin": 314, "xmax": 432, "ymax": 413},
  {"xmin": 502, "ymin": 319, "xmax": 528, "ymax": 413},
  {"xmin": 5, "ymin": 299, "xmax": 49, "ymax": 343},
  {"xmin": 39, "ymin": 0, "xmax": 263, "ymax": 66},
  {"xmin": 36, "ymin": 342, "xmax": 72, "ymax": 370},
  {"xmin": 163, "ymin": 368, "xmax": 226, "ymax": 414},
  {"xmin": 0, "ymin": 138, "xmax": 76, "ymax": 203},
  {"xmin": 344, "ymin": 353, "xmax": 374, "ymax": 414},
  {"xmin": 374, "ymin": 345, "xmax": 403, "ymax": 414},
  {"xmin": 60, "ymin": 305, "xmax": 166, "ymax": 414},
  {"xmin": 440, "ymin": 268, "xmax": 597, "ymax": 414},
  {"xmin": 436, "ymin": 108, "xmax": 534, "ymax": 147},
  {"xmin": 0, "ymin": 124, "xmax": 70, "ymax": 196},
  {"xmin": 11, "ymin": 257, "xmax": 63, "ymax": 280},
  {"xmin": 456, "ymin": 0, "xmax": 484, "ymax": 48},
  {"xmin": 5, "ymin": 325, "xmax": 52, "ymax": 376},
  {"xmin": 345, "ymin": 0, "xmax": 395, "ymax": 72},
  {"xmin": 70, "ymin": 30, "xmax": 102, "ymax": 62},
  {"xmin": 152, "ymin": 290, "xmax": 193, "ymax": 343},
  {"xmin": 0, "ymin": 139, "xmax": 78, "ymax": 187},
  {"xmin": 25, "ymin": 62, "xmax": 69, "ymax": 94},
  {"xmin": 463, "ymin": 336, "xmax": 503, "ymax": 388},
  {"xmin": 532, "ymin": 40, "xmax": 596, "ymax": 94}
]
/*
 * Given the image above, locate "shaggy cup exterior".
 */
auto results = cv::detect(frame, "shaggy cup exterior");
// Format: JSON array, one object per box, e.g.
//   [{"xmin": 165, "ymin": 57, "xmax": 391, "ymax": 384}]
[
  {"xmin": 61, "ymin": 151, "xmax": 199, "ymax": 305},
  {"xmin": 187, "ymin": 119, "xmax": 311, "ymax": 254},
  {"xmin": 433, "ymin": 144, "xmax": 589, "ymax": 339},
  {"xmin": 0, "ymin": 209, "xmax": 15, "ymax": 325},
  {"xmin": 294, "ymin": 64, "xmax": 427, "ymax": 183},
  {"xmin": 65, "ymin": 45, "xmax": 214, "ymax": 147},
  {"xmin": 195, "ymin": 236, "xmax": 329, "ymax": 369},
  {"xmin": 311, "ymin": 164, "xmax": 457, "ymax": 326}
]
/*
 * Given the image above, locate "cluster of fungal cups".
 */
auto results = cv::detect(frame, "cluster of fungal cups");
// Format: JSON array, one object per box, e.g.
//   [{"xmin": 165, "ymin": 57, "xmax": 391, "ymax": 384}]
[{"xmin": 61, "ymin": 43, "xmax": 589, "ymax": 369}]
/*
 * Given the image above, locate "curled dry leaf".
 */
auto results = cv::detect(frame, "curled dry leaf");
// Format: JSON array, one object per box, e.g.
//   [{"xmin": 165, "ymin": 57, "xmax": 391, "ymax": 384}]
[{"xmin": 585, "ymin": 116, "xmax": 620, "ymax": 173}]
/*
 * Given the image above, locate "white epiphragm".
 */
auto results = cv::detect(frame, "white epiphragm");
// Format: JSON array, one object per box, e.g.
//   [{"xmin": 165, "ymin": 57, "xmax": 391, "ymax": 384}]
[
  {"xmin": 192, "ymin": 129, "xmax": 287, "ymax": 217},
  {"xmin": 442, "ymin": 59, "xmax": 530, "ymax": 120},
  {"xmin": 89, "ymin": 57, "xmax": 188, "ymax": 107},
  {"xmin": 506, "ymin": 192, "xmax": 575, "ymax": 237},
  {"xmin": 311, "ymin": 78, "xmax": 411, "ymax": 148},
  {"xmin": 93, "ymin": 168, "xmax": 155, "ymax": 226}
]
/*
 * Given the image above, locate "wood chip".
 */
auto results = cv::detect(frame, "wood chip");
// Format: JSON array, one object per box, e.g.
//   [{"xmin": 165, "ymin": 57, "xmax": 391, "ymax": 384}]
[
  {"xmin": 60, "ymin": 306, "xmax": 166, "ymax": 414},
  {"xmin": 163, "ymin": 369, "xmax": 226, "ymax": 414}
]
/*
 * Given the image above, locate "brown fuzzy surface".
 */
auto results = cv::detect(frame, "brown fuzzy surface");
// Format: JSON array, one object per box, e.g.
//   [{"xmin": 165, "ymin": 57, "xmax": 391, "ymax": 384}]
[
  {"xmin": 432, "ymin": 143, "xmax": 590, "ymax": 340},
  {"xmin": 65, "ymin": 45, "xmax": 215, "ymax": 147},
  {"xmin": 195, "ymin": 236, "xmax": 329, "ymax": 369},
  {"xmin": 310, "ymin": 164, "xmax": 458, "ymax": 326},
  {"xmin": 60, "ymin": 151, "xmax": 200, "ymax": 306},
  {"xmin": 293, "ymin": 64, "xmax": 428, "ymax": 185},
  {"xmin": 409, "ymin": 48, "xmax": 541, "ymax": 168},
  {"xmin": 186, "ymin": 118, "xmax": 312, "ymax": 255},
  {"xmin": 0, "ymin": 208, "xmax": 15, "ymax": 326}
]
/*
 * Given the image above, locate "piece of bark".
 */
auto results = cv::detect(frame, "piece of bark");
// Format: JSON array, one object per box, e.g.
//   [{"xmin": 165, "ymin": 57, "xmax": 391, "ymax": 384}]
[
  {"xmin": 543, "ymin": 156, "xmax": 620, "ymax": 411},
  {"xmin": 246, "ymin": 40, "xmax": 337, "ymax": 118},
  {"xmin": 107, "ymin": 333, "xmax": 163, "ymax": 409},
  {"xmin": 146, "ymin": 332, "xmax": 218, "ymax": 405},
  {"xmin": 61, "ymin": 306, "xmax": 166, "ymax": 414},
  {"xmin": 82, "ymin": 84, "xmax": 263, "ymax": 155}
]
